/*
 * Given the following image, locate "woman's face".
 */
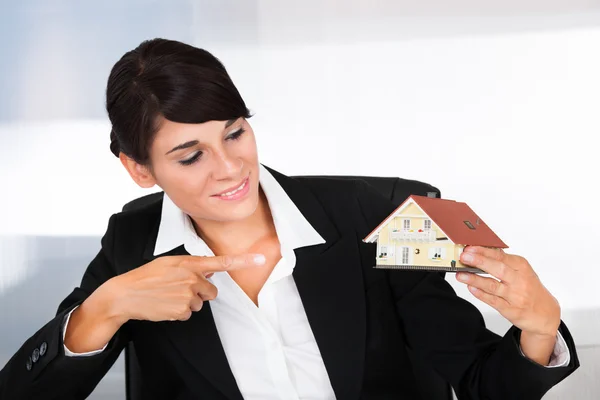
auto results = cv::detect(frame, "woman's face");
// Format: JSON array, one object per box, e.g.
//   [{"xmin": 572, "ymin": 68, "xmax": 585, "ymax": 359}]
[{"xmin": 147, "ymin": 117, "xmax": 261, "ymax": 223}]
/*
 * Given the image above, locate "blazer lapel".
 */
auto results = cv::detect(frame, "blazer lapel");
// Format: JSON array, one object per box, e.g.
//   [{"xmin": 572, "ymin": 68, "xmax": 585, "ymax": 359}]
[
  {"xmin": 142, "ymin": 233, "xmax": 244, "ymax": 400},
  {"xmin": 266, "ymin": 166, "xmax": 367, "ymax": 400},
  {"xmin": 293, "ymin": 239, "xmax": 367, "ymax": 400},
  {"xmin": 161, "ymin": 292, "xmax": 244, "ymax": 400}
]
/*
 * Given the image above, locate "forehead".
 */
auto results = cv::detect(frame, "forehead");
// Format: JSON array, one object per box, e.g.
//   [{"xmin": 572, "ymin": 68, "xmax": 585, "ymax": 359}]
[
  {"xmin": 155, "ymin": 119, "xmax": 220, "ymax": 140},
  {"xmin": 153, "ymin": 119, "xmax": 237, "ymax": 146}
]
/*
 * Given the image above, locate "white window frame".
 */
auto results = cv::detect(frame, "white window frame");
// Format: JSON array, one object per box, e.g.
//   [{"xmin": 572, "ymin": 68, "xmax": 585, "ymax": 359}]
[
  {"xmin": 429, "ymin": 247, "xmax": 445, "ymax": 260},
  {"xmin": 403, "ymin": 219, "xmax": 411, "ymax": 230},
  {"xmin": 423, "ymin": 219, "xmax": 432, "ymax": 230},
  {"xmin": 379, "ymin": 245, "xmax": 388, "ymax": 258},
  {"xmin": 401, "ymin": 247, "xmax": 410, "ymax": 264}
]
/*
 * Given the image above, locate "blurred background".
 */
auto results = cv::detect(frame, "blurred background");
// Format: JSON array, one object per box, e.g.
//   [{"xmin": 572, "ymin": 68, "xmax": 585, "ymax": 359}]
[{"xmin": 1, "ymin": 0, "xmax": 599, "ymax": 398}]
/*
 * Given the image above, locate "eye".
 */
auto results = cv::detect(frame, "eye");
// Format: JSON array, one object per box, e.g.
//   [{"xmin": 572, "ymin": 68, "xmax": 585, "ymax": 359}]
[
  {"xmin": 226, "ymin": 127, "xmax": 246, "ymax": 141},
  {"xmin": 179, "ymin": 151, "xmax": 202, "ymax": 166}
]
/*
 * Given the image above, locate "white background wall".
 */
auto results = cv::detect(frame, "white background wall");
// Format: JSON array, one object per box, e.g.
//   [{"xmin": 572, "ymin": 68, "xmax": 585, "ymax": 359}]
[{"xmin": 1, "ymin": 1, "xmax": 598, "ymax": 398}]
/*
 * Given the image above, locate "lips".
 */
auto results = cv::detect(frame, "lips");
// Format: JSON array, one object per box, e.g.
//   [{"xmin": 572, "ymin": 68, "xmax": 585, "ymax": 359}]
[{"xmin": 213, "ymin": 176, "xmax": 249, "ymax": 197}]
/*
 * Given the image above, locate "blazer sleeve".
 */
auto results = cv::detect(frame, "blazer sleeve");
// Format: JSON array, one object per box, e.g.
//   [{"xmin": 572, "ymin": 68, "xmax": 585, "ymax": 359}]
[
  {"xmin": 354, "ymin": 179, "xmax": 580, "ymax": 400},
  {"xmin": 0, "ymin": 214, "xmax": 130, "ymax": 400}
]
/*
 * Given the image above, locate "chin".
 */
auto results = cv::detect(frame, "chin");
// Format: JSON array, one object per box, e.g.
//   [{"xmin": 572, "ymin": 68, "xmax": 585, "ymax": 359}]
[
  {"xmin": 225, "ymin": 204, "xmax": 256, "ymax": 221},
  {"xmin": 210, "ymin": 190, "xmax": 259, "ymax": 222}
]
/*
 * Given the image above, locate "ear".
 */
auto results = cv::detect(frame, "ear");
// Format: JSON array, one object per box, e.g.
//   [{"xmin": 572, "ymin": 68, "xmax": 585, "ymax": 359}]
[{"xmin": 119, "ymin": 153, "xmax": 156, "ymax": 188}]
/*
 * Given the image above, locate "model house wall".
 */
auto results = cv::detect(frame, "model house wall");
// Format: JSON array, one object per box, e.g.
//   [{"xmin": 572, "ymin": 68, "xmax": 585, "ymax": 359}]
[{"xmin": 375, "ymin": 212, "xmax": 467, "ymax": 268}]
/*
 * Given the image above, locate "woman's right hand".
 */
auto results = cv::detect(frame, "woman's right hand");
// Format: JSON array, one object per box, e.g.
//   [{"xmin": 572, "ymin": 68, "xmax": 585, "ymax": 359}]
[
  {"xmin": 64, "ymin": 253, "xmax": 265, "ymax": 354},
  {"xmin": 106, "ymin": 253, "xmax": 266, "ymax": 323}
]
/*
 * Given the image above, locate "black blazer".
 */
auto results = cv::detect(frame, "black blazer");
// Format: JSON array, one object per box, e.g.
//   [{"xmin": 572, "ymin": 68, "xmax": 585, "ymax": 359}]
[{"xmin": 0, "ymin": 165, "xmax": 579, "ymax": 400}]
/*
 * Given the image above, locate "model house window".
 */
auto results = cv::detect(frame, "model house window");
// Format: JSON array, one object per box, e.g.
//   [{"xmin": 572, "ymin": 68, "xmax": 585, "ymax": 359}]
[
  {"xmin": 403, "ymin": 219, "xmax": 411, "ymax": 230},
  {"xmin": 428, "ymin": 247, "xmax": 445, "ymax": 260},
  {"xmin": 464, "ymin": 220, "xmax": 476, "ymax": 230},
  {"xmin": 402, "ymin": 247, "xmax": 410, "ymax": 264},
  {"xmin": 379, "ymin": 245, "xmax": 388, "ymax": 258},
  {"xmin": 424, "ymin": 219, "xmax": 432, "ymax": 230}
]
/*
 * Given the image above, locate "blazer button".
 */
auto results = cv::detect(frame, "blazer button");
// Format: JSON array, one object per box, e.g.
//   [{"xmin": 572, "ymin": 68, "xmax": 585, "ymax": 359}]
[
  {"xmin": 32, "ymin": 348, "xmax": 40, "ymax": 363},
  {"xmin": 39, "ymin": 342, "xmax": 48, "ymax": 356},
  {"xmin": 26, "ymin": 357, "xmax": 33, "ymax": 371}
]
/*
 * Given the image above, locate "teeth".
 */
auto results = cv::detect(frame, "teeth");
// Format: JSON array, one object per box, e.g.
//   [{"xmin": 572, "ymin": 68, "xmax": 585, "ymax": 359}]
[{"xmin": 219, "ymin": 179, "xmax": 246, "ymax": 197}]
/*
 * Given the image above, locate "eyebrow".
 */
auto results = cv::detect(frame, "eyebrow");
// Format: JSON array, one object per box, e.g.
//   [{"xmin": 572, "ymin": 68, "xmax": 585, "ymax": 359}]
[
  {"xmin": 165, "ymin": 119, "xmax": 238, "ymax": 155},
  {"xmin": 165, "ymin": 140, "xmax": 199, "ymax": 155},
  {"xmin": 224, "ymin": 118, "xmax": 237, "ymax": 129}
]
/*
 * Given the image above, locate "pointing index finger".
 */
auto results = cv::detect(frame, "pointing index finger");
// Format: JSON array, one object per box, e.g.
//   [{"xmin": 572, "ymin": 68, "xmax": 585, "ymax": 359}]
[{"xmin": 180, "ymin": 254, "xmax": 266, "ymax": 274}]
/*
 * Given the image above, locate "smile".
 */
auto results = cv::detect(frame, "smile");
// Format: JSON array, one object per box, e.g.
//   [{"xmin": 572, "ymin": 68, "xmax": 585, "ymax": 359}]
[{"xmin": 218, "ymin": 179, "xmax": 247, "ymax": 197}]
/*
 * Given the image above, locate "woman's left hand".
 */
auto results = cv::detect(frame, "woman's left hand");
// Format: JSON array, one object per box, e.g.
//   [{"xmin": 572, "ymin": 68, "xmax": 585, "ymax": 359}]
[{"xmin": 456, "ymin": 246, "xmax": 561, "ymax": 338}]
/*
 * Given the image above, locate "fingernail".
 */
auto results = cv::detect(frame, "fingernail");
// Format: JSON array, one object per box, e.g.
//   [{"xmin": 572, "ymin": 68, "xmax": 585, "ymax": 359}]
[
  {"xmin": 469, "ymin": 286, "xmax": 478, "ymax": 293},
  {"xmin": 457, "ymin": 273, "xmax": 470, "ymax": 282},
  {"xmin": 462, "ymin": 253, "xmax": 474, "ymax": 263},
  {"xmin": 253, "ymin": 254, "xmax": 266, "ymax": 265}
]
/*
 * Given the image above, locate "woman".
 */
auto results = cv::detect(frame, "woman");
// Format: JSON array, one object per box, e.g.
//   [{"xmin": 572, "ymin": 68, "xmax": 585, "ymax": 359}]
[{"xmin": 0, "ymin": 38, "xmax": 579, "ymax": 400}]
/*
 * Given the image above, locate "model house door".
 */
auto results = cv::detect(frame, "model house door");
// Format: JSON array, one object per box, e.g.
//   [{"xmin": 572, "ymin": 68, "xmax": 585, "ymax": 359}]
[{"xmin": 396, "ymin": 246, "xmax": 412, "ymax": 265}]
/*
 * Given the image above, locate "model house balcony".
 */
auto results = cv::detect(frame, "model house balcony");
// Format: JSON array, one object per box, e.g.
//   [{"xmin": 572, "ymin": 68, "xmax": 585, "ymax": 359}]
[{"xmin": 390, "ymin": 229, "xmax": 437, "ymax": 242}]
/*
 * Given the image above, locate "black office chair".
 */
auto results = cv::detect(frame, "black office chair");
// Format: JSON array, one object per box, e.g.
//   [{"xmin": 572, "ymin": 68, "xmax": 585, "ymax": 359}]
[{"xmin": 121, "ymin": 174, "xmax": 453, "ymax": 400}]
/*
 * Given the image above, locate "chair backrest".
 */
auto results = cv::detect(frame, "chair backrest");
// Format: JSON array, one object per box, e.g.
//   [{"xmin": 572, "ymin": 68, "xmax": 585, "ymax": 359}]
[{"xmin": 122, "ymin": 175, "xmax": 452, "ymax": 400}]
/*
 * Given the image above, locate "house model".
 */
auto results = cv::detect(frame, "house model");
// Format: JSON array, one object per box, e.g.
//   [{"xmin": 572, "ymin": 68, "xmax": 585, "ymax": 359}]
[{"xmin": 362, "ymin": 194, "xmax": 508, "ymax": 273}]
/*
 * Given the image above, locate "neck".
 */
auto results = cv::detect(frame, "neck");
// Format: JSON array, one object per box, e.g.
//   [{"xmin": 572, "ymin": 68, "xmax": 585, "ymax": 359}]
[{"xmin": 191, "ymin": 187, "xmax": 277, "ymax": 256}]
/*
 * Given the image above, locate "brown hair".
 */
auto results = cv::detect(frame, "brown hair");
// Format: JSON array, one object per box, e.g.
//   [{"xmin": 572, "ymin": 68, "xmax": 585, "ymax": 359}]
[{"xmin": 106, "ymin": 38, "xmax": 252, "ymax": 165}]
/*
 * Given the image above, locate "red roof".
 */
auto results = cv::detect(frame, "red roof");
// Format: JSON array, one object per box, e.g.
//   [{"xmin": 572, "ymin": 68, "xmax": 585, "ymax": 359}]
[
  {"xmin": 411, "ymin": 195, "xmax": 507, "ymax": 247},
  {"xmin": 364, "ymin": 195, "xmax": 508, "ymax": 248}
]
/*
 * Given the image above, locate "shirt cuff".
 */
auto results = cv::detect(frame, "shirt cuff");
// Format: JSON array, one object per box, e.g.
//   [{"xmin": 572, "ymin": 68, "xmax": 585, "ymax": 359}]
[
  {"xmin": 62, "ymin": 305, "xmax": 108, "ymax": 357},
  {"xmin": 519, "ymin": 329, "xmax": 571, "ymax": 368}
]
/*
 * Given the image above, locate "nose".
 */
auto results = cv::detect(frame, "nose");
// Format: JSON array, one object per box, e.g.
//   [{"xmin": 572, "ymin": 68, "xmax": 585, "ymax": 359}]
[{"xmin": 212, "ymin": 149, "xmax": 243, "ymax": 180}]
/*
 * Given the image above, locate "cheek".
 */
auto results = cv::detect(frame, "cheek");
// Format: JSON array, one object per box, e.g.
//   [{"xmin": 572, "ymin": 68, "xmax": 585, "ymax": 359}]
[
  {"xmin": 161, "ymin": 166, "xmax": 211, "ymax": 201},
  {"xmin": 182, "ymin": 172, "xmax": 211, "ymax": 196}
]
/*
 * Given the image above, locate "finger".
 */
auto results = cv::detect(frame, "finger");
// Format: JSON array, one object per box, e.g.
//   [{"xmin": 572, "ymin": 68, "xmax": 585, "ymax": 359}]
[
  {"xmin": 464, "ymin": 246, "xmax": 524, "ymax": 269},
  {"xmin": 175, "ymin": 307, "xmax": 192, "ymax": 321},
  {"xmin": 460, "ymin": 251, "xmax": 516, "ymax": 283},
  {"xmin": 179, "ymin": 253, "xmax": 266, "ymax": 274},
  {"xmin": 467, "ymin": 246, "xmax": 534, "ymax": 276},
  {"xmin": 464, "ymin": 246, "xmax": 506, "ymax": 261},
  {"xmin": 189, "ymin": 296, "xmax": 204, "ymax": 312},
  {"xmin": 193, "ymin": 280, "xmax": 219, "ymax": 302},
  {"xmin": 456, "ymin": 273, "xmax": 509, "ymax": 300},
  {"xmin": 466, "ymin": 285, "xmax": 509, "ymax": 312}
]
